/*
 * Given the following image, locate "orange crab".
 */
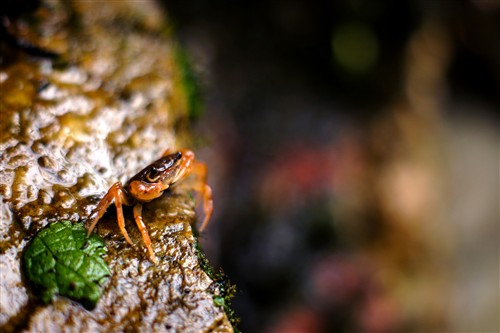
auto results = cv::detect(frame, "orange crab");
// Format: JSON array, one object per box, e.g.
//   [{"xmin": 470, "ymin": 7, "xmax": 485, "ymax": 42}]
[{"xmin": 86, "ymin": 149, "xmax": 213, "ymax": 263}]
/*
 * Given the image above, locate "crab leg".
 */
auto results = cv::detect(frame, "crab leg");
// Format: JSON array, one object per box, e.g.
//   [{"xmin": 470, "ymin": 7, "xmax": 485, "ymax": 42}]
[
  {"xmin": 199, "ymin": 183, "xmax": 213, "ymax": 232},
  {"xmin": 191, "ymin": 161, "xmax": 214, "ymax": 232},
  {"xmin": 161, "ymin": 148, "xmax": 213, "ymax": 230},
  {"xmin": 133, "ymin": 203, "xmax": 157, "ymax": 264},
  {"xmin": 87, "ymin": 182, "xmax": 133, "ymax": 245}
]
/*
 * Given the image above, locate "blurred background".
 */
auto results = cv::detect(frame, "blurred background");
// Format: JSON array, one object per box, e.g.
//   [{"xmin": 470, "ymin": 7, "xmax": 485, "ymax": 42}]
[{"xmin": 161, "ymin": 1, "xmax": 498, "ymax": 332}]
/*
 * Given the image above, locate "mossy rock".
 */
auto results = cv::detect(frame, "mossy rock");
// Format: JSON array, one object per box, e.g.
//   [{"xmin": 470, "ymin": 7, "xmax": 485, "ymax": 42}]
[{"xmin": 0, "ymin": 1, "xmax": 233, "ymax": 332}]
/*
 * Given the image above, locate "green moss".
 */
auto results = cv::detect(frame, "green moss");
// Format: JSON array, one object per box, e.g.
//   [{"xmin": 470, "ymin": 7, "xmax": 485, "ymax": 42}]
[
  {"xmin": 194, "ymin": 242, "xmax": 240, "ymax": 328},
  {"xmin": 174, "ymin": 48, "xmax": 203, "ymax": 121}
]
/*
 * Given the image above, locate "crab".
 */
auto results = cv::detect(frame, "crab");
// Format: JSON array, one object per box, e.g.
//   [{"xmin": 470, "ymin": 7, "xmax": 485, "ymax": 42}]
[{"xmin": 86, "ymin": 149, "xmax": 213, "ymax": 263}]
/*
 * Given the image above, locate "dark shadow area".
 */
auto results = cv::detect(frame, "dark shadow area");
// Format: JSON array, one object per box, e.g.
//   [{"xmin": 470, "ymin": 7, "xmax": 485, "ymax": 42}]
[{"xmin": 161, "ymin": 1, "xmax": 499, "ymax": 332}]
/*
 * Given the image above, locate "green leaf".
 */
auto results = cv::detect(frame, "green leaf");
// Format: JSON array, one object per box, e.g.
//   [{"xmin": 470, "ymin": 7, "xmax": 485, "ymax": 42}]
[
  {"xmin": 214, "ymin": 296, "xmax": 225, "ymax": 307},
  {"xmin": 23, "ymin": 220, "xmax": 110, "ymax": 309}
]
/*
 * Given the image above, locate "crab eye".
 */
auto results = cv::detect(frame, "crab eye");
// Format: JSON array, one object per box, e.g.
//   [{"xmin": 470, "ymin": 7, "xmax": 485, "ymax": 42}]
[{"xmin": 146, "ymin": 168, "xmax": 161, "ymax": 182}]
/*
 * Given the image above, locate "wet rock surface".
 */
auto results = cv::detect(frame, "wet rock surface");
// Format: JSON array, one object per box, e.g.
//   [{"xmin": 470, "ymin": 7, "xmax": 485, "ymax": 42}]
[{"xmin": 0, "ymin": 1, "xmax": 232, "ymax": 332}]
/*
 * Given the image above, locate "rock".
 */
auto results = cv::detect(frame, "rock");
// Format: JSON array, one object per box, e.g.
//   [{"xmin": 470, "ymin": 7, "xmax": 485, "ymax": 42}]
[{"xmin": 0, "ymin": 1, "xmax": 233, "ymax": 331}]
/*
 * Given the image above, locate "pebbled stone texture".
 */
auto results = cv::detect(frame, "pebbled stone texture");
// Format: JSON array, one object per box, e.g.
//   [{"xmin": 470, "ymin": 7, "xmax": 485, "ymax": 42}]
[{"xmin": 0, "ymin": 1, "xmax": 232, "ymax": 332}]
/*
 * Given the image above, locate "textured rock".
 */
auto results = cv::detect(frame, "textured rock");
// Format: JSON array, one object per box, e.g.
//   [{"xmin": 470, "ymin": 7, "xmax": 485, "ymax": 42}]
[{"xmin": 0, "ymin": 1, "xmax": 232, "ymax": 332}]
